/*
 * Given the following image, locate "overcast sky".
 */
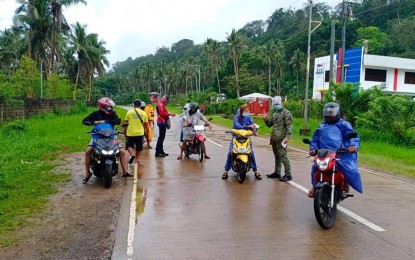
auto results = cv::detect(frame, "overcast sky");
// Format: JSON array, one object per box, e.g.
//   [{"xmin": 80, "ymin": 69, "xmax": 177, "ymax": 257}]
[{"xmin": 0, "ymin": 0, "xmax": 341, "ymax": 66}]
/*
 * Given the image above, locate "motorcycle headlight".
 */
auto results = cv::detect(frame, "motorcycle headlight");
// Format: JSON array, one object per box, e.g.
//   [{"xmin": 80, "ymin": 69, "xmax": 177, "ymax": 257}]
[
  {"xmin": 102, "ymin": 150, "xmax": 114, "ymax": 155},
  {"xmin": 237, "ymin": 147, "xmax": 247, "ymax": 153},
  {"xmin": 316, "ymin": 158, "xmax": 330, "ymax": 171}
]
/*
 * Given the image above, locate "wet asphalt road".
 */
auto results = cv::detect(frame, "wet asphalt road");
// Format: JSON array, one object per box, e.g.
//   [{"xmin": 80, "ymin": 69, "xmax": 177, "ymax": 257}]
[{"xmin": 112, "ymin": 115, "xmax": 415, "ymax": 260}]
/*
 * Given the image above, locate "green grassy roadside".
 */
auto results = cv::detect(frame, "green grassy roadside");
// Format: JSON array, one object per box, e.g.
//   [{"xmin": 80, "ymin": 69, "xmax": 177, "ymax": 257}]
[
  {"xmin": 167, "ymin": 105, "xmax": 415, "ymax": 179},
  {"xmin": 0, "ymin": 107, "xmax": 128, "ymax": 246}
]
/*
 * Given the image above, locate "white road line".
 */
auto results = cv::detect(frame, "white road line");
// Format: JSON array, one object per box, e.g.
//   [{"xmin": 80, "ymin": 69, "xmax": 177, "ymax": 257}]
[
  {"xmin": 287, "ymin": 180, "xmax": 386, "ymax": 232},
  {"xmin": 126, "ymin": 166, "xmax": 138, "ymax": 257},
  {"xmin": 207, "ymin": 138, "xmax": 223, "ymax": 147}
]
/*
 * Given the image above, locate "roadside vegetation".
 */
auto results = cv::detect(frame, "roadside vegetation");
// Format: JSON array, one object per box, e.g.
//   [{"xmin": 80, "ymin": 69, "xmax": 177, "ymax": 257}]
[{"xmin": 0, "ymin": 103, "xmax": 128, "ymax": 246}]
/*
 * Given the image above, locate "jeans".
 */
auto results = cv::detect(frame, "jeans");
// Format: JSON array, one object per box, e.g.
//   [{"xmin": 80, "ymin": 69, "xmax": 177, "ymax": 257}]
[{"xmin": 156, "ymin": 122, "xmax": 167, "ymax": 154}]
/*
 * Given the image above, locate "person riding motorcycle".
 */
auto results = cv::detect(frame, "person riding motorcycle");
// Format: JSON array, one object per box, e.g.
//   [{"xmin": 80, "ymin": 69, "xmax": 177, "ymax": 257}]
[
  {"xmin": 307, "ymin": 102, "xmax": 362, "ymax": 197},
  {"xmin": 177, "ymin": 102, "xmax": 212, "ymax": 160},
  {"xmin": 82, "ymin": 97, "xmax": 130, "ymax": 184},
  {"xmin": 222, "ymin": 104, "xmax": 262, "ymax": 180}
]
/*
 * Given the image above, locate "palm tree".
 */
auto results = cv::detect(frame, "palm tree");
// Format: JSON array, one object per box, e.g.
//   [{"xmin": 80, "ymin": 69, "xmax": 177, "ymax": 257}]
[
  {"xmin": 0, "ymin": 27, "xmax": 25, "ymax": 74},
  {"xmin": 226, "ymin": 29, "xmax": 244, "ymax": 98},
  {"xmin": 140, "ymin": 61, "xmax": 153, "ymax": 93},
  {"xmin": 263, "ymin": 40, "xmax": 277, "ymax": 96},
  {"xmin": 289, "ymin": 48, "xmax": 306, "ymax": 94},
  {"xmin": 203, "ymin": 38, "xmax": 222, "ymax": 96},
  {"xmin": 50, "ymin": 0, "xmax": 86, "ymax": 74},
  {"xmin": 274, "ymin": 51, "xmax": 286, "ymax": 96}
]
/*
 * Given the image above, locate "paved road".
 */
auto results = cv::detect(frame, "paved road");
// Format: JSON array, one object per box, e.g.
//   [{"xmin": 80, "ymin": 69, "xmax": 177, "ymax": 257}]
[{"xmin": 113, "ymin": 114, "xmax": 415, "ymax": 260}]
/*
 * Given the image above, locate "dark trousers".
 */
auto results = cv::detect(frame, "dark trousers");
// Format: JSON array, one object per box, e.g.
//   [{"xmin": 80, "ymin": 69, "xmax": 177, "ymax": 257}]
[{"xmin": 156, "ymin": 123, "xmax": 167, "ymax": 154}]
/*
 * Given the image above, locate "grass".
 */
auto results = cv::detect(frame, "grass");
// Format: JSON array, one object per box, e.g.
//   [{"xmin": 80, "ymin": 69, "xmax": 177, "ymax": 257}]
[
  {"xmin": 205, "ymin": 112, "xmax": 415, "ymax": 179},
  {"xmin": 0, "ymin": 106, "xmax": 129, "ymax": 246}
]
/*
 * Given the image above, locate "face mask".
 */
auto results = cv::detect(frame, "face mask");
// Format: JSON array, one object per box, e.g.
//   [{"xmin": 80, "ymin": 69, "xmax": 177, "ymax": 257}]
[
  {"xmin": 274, "ymin": 104, "xmax": 282, "ymax": 110},
  {"xmin": 242, "ymin": 112, "xmax": 250, "ymax": 117}
]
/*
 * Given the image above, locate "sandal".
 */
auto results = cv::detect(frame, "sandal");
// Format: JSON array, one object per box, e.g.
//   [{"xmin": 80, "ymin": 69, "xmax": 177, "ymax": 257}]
[
  {"xmin": 128, "ymin": 156, "xmax": 135, "ymax": 164},
  {"xmin": 204, "ymin": 155, "xmax": 211, "ymax": 159},
  {"xmin": 254, "ymin": 172, "xmax": 262, "ymax": 180},
  {"xmin": 122, "ymin": 172, "xmax": 133, "ymax": 177},
  {"xmin": 307, "ymin": 189, "xmax": 314, "ymax": 198},
  {"xmin": 82, "ymin": 174, "xmax": 91, "ymax": 184},
  {"xmin": 222, "ymin": 172, "xmax": 228, "ymax": 179}
]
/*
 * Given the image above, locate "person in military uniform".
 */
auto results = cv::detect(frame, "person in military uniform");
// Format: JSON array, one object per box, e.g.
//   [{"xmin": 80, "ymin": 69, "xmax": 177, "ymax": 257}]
[{"xmin": 262, "ymin": 96, "xmax": 293, "ymax": 182}]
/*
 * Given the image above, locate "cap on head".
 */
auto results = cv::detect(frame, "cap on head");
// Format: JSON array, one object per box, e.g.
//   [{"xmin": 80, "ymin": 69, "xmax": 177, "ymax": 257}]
[
  {"xmin": 133, "ymin": 99, "xmax": 142, "ymax": 107},
  {"xmin": 140, "ymin": 101, "xmax": 146, "ymax": 108},
  {"xmin": 273, "ymin": 96, "xmax": 282, "ymax": 105}
]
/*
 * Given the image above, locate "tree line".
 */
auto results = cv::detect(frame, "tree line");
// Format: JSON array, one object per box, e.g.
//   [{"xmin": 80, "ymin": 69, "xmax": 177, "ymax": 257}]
[
  {"xmin": 1, "ymin": 0, "xmax": 415, "ymax": 105},
  {"xmin": 0, "ymin": 0, "xmax": 109, "ymax": 102}
]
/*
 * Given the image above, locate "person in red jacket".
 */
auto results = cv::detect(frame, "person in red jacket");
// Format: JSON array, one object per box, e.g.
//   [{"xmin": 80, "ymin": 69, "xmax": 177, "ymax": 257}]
[{"xmin": 155, "ymin": 95, "xmax": 176, "ymax": 157}]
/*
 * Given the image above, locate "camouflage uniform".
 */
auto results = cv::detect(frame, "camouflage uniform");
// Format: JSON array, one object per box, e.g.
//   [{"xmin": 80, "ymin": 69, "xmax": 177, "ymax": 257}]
[{"xmin": 264, "ymin": 108, "xmax": 293, "ymax": 177}]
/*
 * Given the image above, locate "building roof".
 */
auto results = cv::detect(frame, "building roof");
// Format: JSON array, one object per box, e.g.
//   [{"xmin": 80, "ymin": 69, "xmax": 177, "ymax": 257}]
[{"xmin": 364, "ymin": 54, "xmax": 415, "ymax": 70}]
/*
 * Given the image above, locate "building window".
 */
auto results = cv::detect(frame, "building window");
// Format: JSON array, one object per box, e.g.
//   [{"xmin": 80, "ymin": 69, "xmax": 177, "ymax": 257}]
[
  {"xmin": 365, "ymin": 68, "xmax": 387, "ymax": 82},
  {"xmin": 404, "ymin": 71, "xmax": 415, "ymax": 84},
  {"xmin": 324, "ymin": 71, "xmax": 330, "ymax": 82}
]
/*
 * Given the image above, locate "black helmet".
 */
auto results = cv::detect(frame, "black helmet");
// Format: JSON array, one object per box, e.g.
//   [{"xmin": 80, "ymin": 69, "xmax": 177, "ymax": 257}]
[
  {"xmin": 188, "ymin": 102, "xmax": 198, "ymax": 115},
  {"xmin": 323, "ymin": 102, "xmax": 340, "ymax": 123}
]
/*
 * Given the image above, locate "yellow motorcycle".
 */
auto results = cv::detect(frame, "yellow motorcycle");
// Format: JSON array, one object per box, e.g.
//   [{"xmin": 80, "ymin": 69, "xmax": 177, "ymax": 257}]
[{"xmin": 227, "ymin": 129, "xmax": 254, "ymax": 183}]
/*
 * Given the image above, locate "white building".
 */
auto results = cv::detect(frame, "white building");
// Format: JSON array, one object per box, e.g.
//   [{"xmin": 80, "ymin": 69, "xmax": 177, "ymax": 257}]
[{"xmin": 312, "ymin": 47, "xmax": 415, "ymax": 99}]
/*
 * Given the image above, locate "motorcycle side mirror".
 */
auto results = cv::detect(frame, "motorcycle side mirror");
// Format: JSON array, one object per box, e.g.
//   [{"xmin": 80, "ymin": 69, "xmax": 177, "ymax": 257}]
[
  {"xmin": 302, "ymin": 138, "xmax": 311, "ymax": 144},
  {"xmin": 344, "ymin": 132, "xmax": 358, "ymax": 141}
]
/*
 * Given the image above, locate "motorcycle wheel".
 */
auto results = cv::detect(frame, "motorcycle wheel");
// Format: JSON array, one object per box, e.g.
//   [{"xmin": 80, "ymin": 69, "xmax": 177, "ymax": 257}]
[
  {"xmin": 185, "ymin": 142, "xmax": 190, "ymax": 158},
  {"xmin": 103, "ymin": 164, "xmax": 113, "ymax": 188},
  {"xmin": 236, "ymin": 160, "xmax": 247, "ymax": 183},
  {"xmin": 314, "ymin": 185, "xmax": 337, "ymax": 229},
  {"xmin": 198, "ymin": 142, "xmax": 205, "ymax": 162}
]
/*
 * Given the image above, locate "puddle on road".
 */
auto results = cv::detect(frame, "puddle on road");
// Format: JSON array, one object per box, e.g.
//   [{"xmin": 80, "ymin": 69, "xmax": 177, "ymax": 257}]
[{"xmin": 136, "ymin": 186, "xmax": 147, "ymax": 217}]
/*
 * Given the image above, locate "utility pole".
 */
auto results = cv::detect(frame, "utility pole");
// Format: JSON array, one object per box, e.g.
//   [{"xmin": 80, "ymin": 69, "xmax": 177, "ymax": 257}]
[
  {"xmin": 40, "ymin": 60, "xmax": 43, "ymax": 99},
  {"xmin": 300, "ymin": 0, "xmax": 313, "ymax": 135},
  {"xmin": 330, "ymin": 20, "xmax": 335, "ymax": 81},
  {"xmin": 341, "ymin": 0, "xmax": 347, "ymax": 83},
  {"xmin": 300, "ymin": 0, "xmax": 322, "ymax": 135}
]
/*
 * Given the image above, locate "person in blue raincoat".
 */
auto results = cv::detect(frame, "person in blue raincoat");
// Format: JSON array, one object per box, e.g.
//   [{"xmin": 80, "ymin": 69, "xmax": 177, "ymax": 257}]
[
  {"xmin": 307, "ymin": 102, "xmax": 363, "ymax": 198},
  {"xmin": 221, "ymin": 104, "xmax": 262, "ymax": 180}
]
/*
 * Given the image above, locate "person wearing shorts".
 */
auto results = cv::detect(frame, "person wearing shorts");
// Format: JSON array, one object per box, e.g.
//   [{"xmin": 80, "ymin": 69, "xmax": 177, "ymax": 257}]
[{"xmin": 124, "ymin": 99, "xmax": 150, "ymax": 164}]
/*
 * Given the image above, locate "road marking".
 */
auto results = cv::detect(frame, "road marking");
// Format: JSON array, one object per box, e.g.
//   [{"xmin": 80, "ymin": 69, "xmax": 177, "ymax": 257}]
[
  {"xmin": 287, "ymin": 180, "xmax": 386, "ymax": 232},
  {"xmin": 126, "ymin": 166, "xmax": 138, "ymax": 257},
  {"xmin": 207, "ymin": 138, "xmax": 223, "ymax": 147}
]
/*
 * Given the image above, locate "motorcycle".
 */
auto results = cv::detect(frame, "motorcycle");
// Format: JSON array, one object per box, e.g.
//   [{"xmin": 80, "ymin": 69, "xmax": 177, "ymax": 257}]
[
  {"xmin": 302, "ymin": 132, "xmax": 358, "ymax": 229},
  {"xmin": 87, "ymin": 123, "xmax": 121, "ymax": 188},
  {"xmin": 183, "ymin": 124, "xmax": 207, "ymax": 162},
  {"xmin": 227, "ymin": 129, "xmax": 254, "ymax": 183}
]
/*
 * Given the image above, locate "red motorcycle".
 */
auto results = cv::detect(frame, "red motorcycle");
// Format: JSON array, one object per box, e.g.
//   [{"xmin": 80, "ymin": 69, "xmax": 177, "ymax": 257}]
[
  {"xmin": 184, "ymin": 124, "xmax": 207, "ymax": 162},
  {"xmin": 302, "ymin": 132, "xmax": 358, "ymax": 229}
]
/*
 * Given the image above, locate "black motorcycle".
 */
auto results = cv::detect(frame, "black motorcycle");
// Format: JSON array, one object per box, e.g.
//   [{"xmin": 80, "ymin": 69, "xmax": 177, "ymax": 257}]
[{"xmin": 88, "ymin": 124, "xmax": 121, "ymax": 188}]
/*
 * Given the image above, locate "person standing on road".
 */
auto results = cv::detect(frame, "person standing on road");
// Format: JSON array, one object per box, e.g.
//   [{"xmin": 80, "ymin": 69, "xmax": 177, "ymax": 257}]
[
  {"xmin": 155, "ymin": 95, "xmax": 176, "ymax": 157},
  {"xmin": 124, "ymin": 99, "xmax": 150, "ymax": 165},
  {"xmin": 144, "ymin": 102, "xmax": 155, "ymax": 148},
  {"xmin": 262, "ymin": 96, "xmax": 293, "ymax": 182}
]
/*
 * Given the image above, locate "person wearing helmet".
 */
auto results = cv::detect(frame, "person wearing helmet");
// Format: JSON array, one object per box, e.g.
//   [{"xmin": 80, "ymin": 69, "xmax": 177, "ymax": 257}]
[
  {"xmin": 177, "ymin": 102, "xmax": 212, "ymax": 160},
  {"xmin": 307, "ymin": 102, "xmax": 362, "ymax": 198},
  {"xmin": 81, "ymin": 97, "xmax": 131, "ymax": 183}
]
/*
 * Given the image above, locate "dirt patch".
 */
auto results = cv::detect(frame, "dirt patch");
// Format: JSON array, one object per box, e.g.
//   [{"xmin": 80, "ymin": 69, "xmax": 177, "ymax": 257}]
[{"xmin": 0, "ymin": 152, "xmax": 129, "ymax": 260}]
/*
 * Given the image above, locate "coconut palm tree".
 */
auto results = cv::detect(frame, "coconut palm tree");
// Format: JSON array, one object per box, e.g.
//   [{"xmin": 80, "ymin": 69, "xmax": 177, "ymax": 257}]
[
  {"xmin": 263, "ymin": 40, "xmax": 277, "ymax": 96},
  {"xmin": 226, "ymin": 29, "xmax": 244, "ymax": 98},
  {"xmin": 203, "ymin": 38, "xmax": 222, "ymax": 96},
  {"xmin": 50, "ymin": 0, "xmax": 86, "ymax": 74},
  {"xmin": 289, "ymin": 48, "xmax": 306, "ymax": 94}
]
